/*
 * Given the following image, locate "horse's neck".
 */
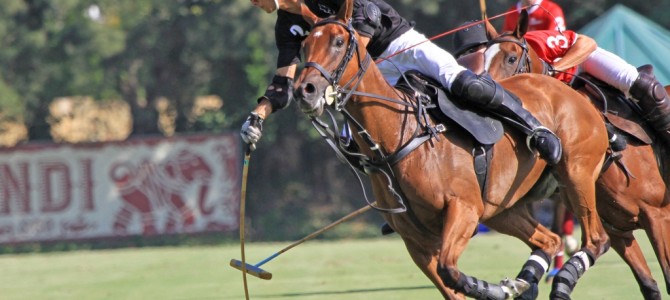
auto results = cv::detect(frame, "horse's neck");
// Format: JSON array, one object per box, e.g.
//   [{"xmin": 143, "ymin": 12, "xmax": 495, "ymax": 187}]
[{"xmin": 345, "ymin": 63, "xmax": 416, "ymax": 154}]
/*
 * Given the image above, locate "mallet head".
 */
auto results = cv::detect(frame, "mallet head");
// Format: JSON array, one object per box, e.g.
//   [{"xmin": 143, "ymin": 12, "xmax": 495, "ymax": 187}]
[{"xmin": 229, "ymin": 259, "xmax": 273, "ymax": 280}]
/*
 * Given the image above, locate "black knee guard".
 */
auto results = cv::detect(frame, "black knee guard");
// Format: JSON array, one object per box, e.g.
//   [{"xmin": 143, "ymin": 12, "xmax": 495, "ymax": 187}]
[
  {"xmin": 451, "ymin": 70, "xmax": 509, "ymax": 108},
  {"xmin": 630, "ymin": 67, "xmax": 670, "ymax": 138}
]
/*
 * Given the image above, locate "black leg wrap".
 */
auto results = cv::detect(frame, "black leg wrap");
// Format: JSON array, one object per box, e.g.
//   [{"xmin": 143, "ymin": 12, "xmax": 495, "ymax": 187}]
[
  {"xmin": 439, "ymin": 268, "xmax": 507, "ymax": 300},
  {"xmin": 515, "ymin": 249, "xmax": 551, "ymax": 300},
  {"xmin": 549, "ymin": 250, "xmax": 595, "ymax": 300}
]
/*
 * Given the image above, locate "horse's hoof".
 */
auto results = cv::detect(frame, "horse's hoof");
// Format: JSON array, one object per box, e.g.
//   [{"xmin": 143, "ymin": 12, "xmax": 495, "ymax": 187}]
[{"xmin": 500, "ymin": 277, "xmax": 530, "ymax": 299}]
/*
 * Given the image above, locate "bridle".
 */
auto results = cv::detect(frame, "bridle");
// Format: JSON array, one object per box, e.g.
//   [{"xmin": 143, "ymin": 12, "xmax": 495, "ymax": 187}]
[
  {"xmin": 299, "ymin": 18, "xmax": 443, "ymax": 234},
  {"xmin": 303, "ymin": 19, "xmax": 372, "ymax": 110},
  {"xmin": 487, "ymin": 33, "xmax": 533, "ymax": 75}
]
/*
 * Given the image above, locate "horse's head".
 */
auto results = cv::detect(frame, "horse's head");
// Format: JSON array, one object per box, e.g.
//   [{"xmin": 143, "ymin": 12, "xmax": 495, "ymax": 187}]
[
  {"xmin": 294, "ymin": 0, "xmax": 364, "ymax": 117},
  {"xmin": 484, "ymin": 10, "xmax": 539, "ymax": 80}
]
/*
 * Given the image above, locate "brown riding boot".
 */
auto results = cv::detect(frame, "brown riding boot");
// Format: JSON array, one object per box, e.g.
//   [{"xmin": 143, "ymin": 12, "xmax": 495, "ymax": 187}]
[{"xmin": 629, "ymin": 65, "xmax": 670, "ymax": 147}]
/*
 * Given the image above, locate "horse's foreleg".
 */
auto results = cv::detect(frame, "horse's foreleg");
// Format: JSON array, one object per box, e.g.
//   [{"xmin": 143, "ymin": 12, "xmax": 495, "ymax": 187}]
[
  {"xmin": 551, "ymin": 180, "xmax": 610, "ymax": 300},
  {"xmin": 640, "ymin": 206, "xmax": 670, "ymax": 296},
  {"xmin": 401, "ymin": 238, "xmax": 463, "ymax": 299},
  {"xmin": 485, "ymin": 203, "xmax": 560, "ymax": 300},
  {"xmin": 608, "ymin": 228, "xmax": 662, "ymax": 300},
  {"xmin": 436, "ymin": 198, "xmax": 521, "ymax": 300}
]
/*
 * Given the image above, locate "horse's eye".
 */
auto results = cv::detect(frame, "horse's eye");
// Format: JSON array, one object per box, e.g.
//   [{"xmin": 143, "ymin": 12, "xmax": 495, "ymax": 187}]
[
  {"xmin": 335, "ymin": 37, "xmax": 345, "ymax": 48},
  {"xmin": 507, "ymin": 56, "xmax": 517, "ymax": 64}
]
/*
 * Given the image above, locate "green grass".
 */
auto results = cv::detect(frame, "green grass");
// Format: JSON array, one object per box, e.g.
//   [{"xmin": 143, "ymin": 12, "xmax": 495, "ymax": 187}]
[{"xmin": 0, "ymin": 231, "xmax": 664, "ymax": 300}]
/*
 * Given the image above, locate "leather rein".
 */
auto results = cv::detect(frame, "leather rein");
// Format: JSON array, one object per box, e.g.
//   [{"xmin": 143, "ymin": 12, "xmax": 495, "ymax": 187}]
[{"xmin": 302, "ymin": 19, "xmax": 441, "ymax": 234}]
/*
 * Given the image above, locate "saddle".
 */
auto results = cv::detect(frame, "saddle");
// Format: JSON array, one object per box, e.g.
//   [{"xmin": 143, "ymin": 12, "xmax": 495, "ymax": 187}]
[
  {"xmin": 395, "ymin": 70, "xmax": 504, "ymax": 145},
  {"xmin": 395, "ymin": 70, "xmax": 504, "ymax": 193},
  {"xmin": 572, "ymin": 71, "xmax": 654, "ymax": 145}
]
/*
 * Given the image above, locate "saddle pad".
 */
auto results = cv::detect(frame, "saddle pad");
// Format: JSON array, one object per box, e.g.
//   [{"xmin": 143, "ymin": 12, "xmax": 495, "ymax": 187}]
[{"xmin": 578, "ymin": 76, "xmax": 653, "ymax": 144}]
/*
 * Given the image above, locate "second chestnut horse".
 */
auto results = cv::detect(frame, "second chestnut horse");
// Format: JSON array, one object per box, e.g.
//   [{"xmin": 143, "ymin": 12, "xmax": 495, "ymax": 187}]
[{"xmin": 484, "ymin": 10, "xmax": 670, "ymax": 300}]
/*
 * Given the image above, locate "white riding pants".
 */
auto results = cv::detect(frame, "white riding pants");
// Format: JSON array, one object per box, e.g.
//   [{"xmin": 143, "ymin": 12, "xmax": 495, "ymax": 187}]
[
  {"xmin": 579, "ymin": 47, "xmax": 639, "ymax": 97},
  {"xmin": 377, "ymin": 29, "xmax": 466, "ymax": 91}
]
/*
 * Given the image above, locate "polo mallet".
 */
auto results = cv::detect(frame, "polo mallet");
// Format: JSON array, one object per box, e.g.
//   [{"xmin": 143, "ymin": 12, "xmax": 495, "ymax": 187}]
[
  {"xmin": 230, "ymin": 201, "xmax": 375, "ymax": 280},
  {"xmin": 238, "ymin": 146, "xmax": 252, "ymax": 299},
  {"xmin": 480, "ymin": 0, "xmax": 488, "ymax": 21}
]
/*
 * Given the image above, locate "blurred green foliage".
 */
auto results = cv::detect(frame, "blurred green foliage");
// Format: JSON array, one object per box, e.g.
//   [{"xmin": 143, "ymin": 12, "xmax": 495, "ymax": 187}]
[{"xmin": 0, "ymin": 0, "xmax": 668, "ymax": 244}]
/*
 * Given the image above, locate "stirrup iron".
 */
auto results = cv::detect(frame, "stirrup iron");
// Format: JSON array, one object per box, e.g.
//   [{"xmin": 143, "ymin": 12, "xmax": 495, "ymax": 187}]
[{"xmin": 525, "ymin": 126, "xmax": 553, "ymax": 154}]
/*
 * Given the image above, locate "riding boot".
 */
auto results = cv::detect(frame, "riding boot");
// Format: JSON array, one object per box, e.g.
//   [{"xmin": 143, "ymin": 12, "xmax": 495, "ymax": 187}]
[
  {"xmin": 629, "ymin": 65, "xmax": 670, "ymax": 147},
  {"xmin": 451, "ymin": 70, "xmax": 562, "ymax": 165}
]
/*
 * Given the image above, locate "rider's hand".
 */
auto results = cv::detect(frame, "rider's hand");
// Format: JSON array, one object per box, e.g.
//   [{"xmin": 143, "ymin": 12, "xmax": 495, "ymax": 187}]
[
  {"xmin": 547, "ymin": 64, "xmax": 557, "ymax": 77},
  {"xmin": 240, "ymin": 112, "xmax": 264, "ymax": 151}
]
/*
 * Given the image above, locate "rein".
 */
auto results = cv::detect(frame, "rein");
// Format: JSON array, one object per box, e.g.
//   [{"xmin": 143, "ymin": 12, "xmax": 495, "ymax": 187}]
[{"xmin": 302, "ymin": 19, "xmax": 441, "ymax": 233}]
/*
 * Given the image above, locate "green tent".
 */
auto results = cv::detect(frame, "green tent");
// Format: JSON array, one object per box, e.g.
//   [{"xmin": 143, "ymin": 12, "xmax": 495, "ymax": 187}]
[{"xmin": 579, "ymin": 4, "xmax": 670, "ymax": 84}]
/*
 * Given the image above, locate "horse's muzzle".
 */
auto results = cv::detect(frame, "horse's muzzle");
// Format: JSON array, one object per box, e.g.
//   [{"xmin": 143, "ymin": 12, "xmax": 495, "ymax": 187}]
[{"xmin": 295, "ymin": 79, "xmax": 326, "ymax": 117}]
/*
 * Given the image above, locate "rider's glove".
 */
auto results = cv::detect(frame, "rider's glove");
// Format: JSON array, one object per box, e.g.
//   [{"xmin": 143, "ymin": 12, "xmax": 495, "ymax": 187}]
[
  {"xmin": 240, "ymin": 112, "xmax": 264, "ymax": 151},
  {"xmin": 547, "ymin": 64, "xmax": 557, "ymax": 77}
]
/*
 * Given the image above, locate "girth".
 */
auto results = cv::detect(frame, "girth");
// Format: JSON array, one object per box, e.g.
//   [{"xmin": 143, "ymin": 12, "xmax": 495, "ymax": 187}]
[{"xmin": 395, "ymin": 71, "xmax": 502, "ymax": 193}]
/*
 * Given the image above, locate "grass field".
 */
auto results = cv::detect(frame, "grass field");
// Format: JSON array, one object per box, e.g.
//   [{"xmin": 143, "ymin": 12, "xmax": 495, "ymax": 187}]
[{"xmin": 0, "ymin": 231, "xmax": 664, "ymax": 300}]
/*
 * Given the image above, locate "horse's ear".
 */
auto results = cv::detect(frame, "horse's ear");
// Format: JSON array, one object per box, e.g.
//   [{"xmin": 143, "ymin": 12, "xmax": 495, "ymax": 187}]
[
  {"xmin": 514, "ymin": 9, "xmax": 529, "ymax": 38},
  {"xmin": 301, "ymin": 3, "xmax": 319, "ymax": 26},
  {"xmin": 336, "ymin": 0, "xmax": 354, "ymax": 22},
  {"xmin": 484, "ymin": 18, "xmax": 498, "ymax": 39}
]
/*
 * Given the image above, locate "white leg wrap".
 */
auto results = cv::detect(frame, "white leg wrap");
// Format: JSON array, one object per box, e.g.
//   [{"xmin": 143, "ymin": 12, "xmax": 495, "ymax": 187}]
[
  {"xmin": 573, "ymin": 250, "xmax": 591, "ymax": 271},
  {"xmin": 528, "ymin": 254, "xmax": 550, "ymax": 272}
]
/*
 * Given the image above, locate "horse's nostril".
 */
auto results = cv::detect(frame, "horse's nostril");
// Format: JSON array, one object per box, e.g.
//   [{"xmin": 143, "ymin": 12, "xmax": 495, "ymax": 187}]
[{"xmin": 304, "ymin": 83, "xmax": 316, "ymax": 95}]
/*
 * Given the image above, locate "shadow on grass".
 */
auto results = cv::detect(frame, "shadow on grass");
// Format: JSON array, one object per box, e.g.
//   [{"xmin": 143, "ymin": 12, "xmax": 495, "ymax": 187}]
[{"xmin": 256, "ymin": 285, "xmax": 434, "ymax": 298}]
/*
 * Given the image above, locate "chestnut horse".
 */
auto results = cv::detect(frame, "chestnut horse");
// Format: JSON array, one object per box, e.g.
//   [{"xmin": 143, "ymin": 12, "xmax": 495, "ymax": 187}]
[
  {"xmin": 293, "ymin": 1, "xmax": 610, "ymax": 299},
  {"xmin": 483, "ymin": 11, "xmax": 670, "ymax": 300}
]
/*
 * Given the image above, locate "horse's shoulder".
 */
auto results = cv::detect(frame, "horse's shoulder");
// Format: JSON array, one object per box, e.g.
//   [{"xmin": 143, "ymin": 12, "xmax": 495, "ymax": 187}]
[{"xmin": 500, "ymin": 73, "xmax": 567, "ymax": 89}]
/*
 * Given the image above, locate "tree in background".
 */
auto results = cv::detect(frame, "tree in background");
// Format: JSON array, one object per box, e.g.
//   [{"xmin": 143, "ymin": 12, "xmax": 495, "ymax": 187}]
[{"xmin": 0, "ymin": 0, "xmax": 668, "ymax": 241}]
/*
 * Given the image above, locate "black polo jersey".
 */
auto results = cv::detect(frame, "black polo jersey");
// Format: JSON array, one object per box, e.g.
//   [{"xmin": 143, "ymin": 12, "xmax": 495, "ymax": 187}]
[{"xmin": 274, "ymin": 0, "xmax": 412, "ymax": 68}]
